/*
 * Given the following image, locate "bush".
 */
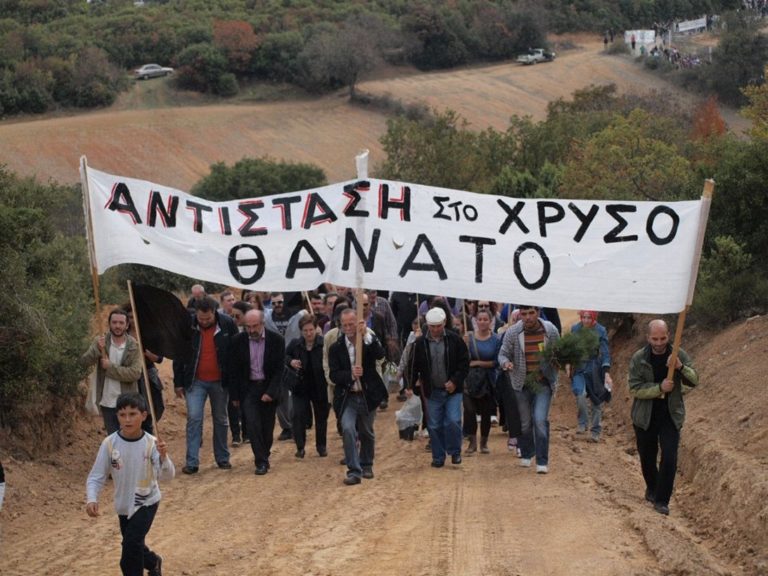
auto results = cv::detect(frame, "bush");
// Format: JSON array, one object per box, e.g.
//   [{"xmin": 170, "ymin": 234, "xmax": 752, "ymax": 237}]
[
  {"xmin": 191, "ymin": 156, "xmax": 327, "ymax": 202},
  {"xmin": 0, "ymin": 169, "xmax": 92, "ymax": 427},
  {"xmin": 216, "ymin": 71, "xmax": 239, "ymax": 96},
  {"xmin": 690, "ymin": 235, "xmax": 768, "ymax": 326}
]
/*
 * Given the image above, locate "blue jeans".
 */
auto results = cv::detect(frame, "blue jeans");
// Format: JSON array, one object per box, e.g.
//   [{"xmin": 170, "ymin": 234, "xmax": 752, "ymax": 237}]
[
  {"xmin": 341, "ymin": 394, "xmax": 376, "ymax": 478},
  {"xmin": 514, "ymin": 385, "xmax": 552, "ymax": 465},
  {"xmin": 572, "ymin": 372, "xmax": 602, "ymax": 434},
  {"xmin": 426, "ymin": 388, "xmax": 463, "ymax": 464},
  {"xmin": 185, "ymin": 379, "xmax": 230, "ymax": 468}
]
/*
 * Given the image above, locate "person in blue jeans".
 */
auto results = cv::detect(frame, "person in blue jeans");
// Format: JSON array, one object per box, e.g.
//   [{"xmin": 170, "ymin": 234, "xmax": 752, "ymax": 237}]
[
  {"xmin": 173, "ymin": 297, "xmax": 238, "ymax": 474},
  {"xmin": 408, "ymin": 307, "xmax": 470, "ymax": 468},
  {"xmin": 498, "ymin": 305, "xmax": 560, "ymax": 474},
  {"xmin": 568, "ymin": 310, "xmax": 613, "ymax": 442}
]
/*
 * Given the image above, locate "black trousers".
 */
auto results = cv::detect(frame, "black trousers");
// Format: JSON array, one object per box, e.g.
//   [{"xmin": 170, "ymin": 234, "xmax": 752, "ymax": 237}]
[
  {"xmin": 243, "ymin": 387, "xmax": 277, "ymax": 467},
  {"xmin": 634, "ymin": 410, "xmax": 680, "ymax": 506},
  {"xmin": 462, "ymin": 394, "xmax": 495, "ymax": 437},
  {"xmin": 499, "ymin": 379, "xmax": 522, "ymax": 438},
  {"xmin": 292, "ymin": 394, "xmax": 329, "ymax": 451},
  {"xmin": 118, "ymin": 503, "xmax": 159, "ymax": 576},
  {"xmin": 227, "ymin": 397, "xmax": 246, "ymax": 441}
]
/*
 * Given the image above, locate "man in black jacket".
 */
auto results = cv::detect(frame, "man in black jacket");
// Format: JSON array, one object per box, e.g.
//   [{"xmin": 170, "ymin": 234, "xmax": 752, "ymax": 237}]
[
  {"xmin": 231, "ymin": 309, "xmax": 285, "ymax": 475},
  {"xmin": 329, "ymin": 308, "xmax": 386, "ymax": 485},
  {"xmin": 408, "ymin": 307, "xmax": 469, "ymax": 468},
  {"xmin": 173, "ymin": 297, "xmax": 238, "ymax": 474}
]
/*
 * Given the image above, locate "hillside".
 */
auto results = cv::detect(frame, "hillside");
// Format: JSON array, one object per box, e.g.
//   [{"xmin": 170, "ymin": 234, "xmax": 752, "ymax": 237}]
[{"xmin": 0, "ymin": 36, "xmax": 747, "ymax": 191}]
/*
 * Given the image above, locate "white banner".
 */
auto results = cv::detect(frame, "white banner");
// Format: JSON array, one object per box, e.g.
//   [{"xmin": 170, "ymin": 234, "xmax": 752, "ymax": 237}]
[
  {"xmin": 82, "ymin": 165, "xmax": 707, "ymax": 314},
  {"xmin": 625, "ymin": 30, "xmax": 656, "ymax": 44},
  {"xmin": 677, "ymin": 17, "xmax": 707, "ymax": 33}
]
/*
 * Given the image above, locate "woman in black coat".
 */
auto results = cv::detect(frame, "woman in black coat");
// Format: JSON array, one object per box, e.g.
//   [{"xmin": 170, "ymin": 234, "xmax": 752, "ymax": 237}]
[{"xmin": 286, "ymin": 315, "xmax": 329, "ymax": 458}]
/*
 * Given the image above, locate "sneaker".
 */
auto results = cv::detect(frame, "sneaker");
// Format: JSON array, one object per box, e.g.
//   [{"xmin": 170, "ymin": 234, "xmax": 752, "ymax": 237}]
[
  {"xmin": 590, "ymin": 432, "xmax": 600, "ymax": 443},
  {"xmin": 362, "ymin": 467, "xmax": 374, "ymax": 479},
  {"xmin": 231, "ymin": 440, "xmax": 241, "ymax": 447},
  {"xmin": 519, "ymin": 458, "xmax": 532, "ymax": 468},
  {"xmin": 576, "ymin": 425, "xmax": 586, "ymax": 434},
  {"xmin": 654, "ymin": 503, "xmax": 670, "ymax": 516},
  {"xmin": 295, "ymin": 449, "xmax": 305, "ymax": 459},
  {"xmin": 343, "ymin": 475, "xmax": 361, "ymax": 486},
  {"xmin": 451, "ymin": 454, "xmax": 462, "ymax": 465},
  {"xmin": 148, "ymin": 555, "xmax": 163, "ymax": 576},
  {"xmin": 217, "ymin": 461, "xmax": 232, "ymax": 470},
  {"xmin": 536, "ymin": 465, "xmax": 549, "ymax": 474},
  {"xmin": 490, "ymin": 415, "xmax": 499, "ymax": 426},
  {"xmin": 181, "ymin": 466, "xmax": 199, "ymax": 475}
]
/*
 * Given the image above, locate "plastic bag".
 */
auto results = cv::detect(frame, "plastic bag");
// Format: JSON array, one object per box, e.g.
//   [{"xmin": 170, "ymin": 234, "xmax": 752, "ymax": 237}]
[
  {"xmin": 382, "ymin": 361, "xmax": 400, "ymax": 394},
  {"xmin": 395, "ymin": 395, "xmax": 422, "ymax": 431}
]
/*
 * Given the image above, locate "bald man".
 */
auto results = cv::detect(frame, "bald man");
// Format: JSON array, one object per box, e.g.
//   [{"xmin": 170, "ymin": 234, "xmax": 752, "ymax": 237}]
[
  {"xmin": 628, "ymin": 319, "xmax": 699, "ymax": 515},
  {"xmin": 231, "ymin": 310, "xmax": 286, "ymax": 475}
]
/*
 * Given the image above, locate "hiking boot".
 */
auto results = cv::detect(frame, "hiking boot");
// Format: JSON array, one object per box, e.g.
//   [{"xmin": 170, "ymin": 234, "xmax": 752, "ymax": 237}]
[{"xmin": 466, "ymin": 436, "xmax": 478, "ymax": 454}]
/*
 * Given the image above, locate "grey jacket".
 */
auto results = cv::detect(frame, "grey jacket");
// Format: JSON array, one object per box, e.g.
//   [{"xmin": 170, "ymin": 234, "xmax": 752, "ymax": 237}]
[{"xmin": 498, "ymin": 319, "xmax": 561, "ymax": 392}]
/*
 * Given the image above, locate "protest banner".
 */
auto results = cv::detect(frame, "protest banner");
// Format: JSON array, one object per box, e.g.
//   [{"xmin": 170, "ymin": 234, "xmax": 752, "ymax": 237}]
[{"xmin": 81, "ymin": 158, "xmax": 711, "ymax": 314}]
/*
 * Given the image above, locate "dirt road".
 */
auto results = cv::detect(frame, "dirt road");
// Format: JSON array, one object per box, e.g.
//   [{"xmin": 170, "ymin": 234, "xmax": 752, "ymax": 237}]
[{"xmin": 0, "ymin": 346, "xmax": 745, "ymax": 576}]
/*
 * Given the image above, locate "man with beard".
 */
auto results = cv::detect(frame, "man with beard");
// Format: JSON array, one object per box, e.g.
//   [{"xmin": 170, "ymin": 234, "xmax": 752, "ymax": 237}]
[{"xmin": 82, "ymin": 308, "xmax": 143, "ymax": 435}]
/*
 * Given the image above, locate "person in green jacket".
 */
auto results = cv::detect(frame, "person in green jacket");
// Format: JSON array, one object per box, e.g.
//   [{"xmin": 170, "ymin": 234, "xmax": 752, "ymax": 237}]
[{"xmin": 628, "ymin": 319, "xmax": 699, "ymax": 516}]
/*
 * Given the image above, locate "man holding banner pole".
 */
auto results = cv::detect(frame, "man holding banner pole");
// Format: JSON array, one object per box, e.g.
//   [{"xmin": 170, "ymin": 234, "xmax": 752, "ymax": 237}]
[
  {"xmin": 329, "ymin": 307, "xmax": 387, "ymax": 485},
  {"xmin": 628, "ymin": 319, "xmax": 698, "ymax": 515}
]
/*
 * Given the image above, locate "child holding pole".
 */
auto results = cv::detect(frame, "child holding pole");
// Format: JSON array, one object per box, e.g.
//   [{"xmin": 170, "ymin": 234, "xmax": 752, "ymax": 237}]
[{"xmin": 85, "ymin": 392, "xmax": 174, "ymax": 576}]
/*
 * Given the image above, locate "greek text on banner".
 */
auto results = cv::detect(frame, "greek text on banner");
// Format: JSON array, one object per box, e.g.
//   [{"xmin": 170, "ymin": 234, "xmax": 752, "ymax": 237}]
[{"xmin": 84, "ymin": 166, "xmax": 706, "ymax": 314}]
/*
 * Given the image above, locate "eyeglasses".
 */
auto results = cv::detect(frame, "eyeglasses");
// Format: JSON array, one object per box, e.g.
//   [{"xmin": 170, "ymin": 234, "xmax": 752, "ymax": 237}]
[{"xmin": 478, "ymin": 304, "xmax": 490, "ymax": 309}]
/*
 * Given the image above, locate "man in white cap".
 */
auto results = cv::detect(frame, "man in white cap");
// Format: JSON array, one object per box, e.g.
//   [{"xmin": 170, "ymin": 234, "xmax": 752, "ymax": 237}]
[{"xmin": 407, "ymin": 307, "xmax": 469, "ymax": 467}]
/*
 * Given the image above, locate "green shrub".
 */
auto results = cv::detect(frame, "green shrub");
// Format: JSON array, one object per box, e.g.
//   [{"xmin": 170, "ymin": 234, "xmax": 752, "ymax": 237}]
[
  {"xmin": 690, "ymin": 235, "xmax": 768, "ymax": 326},
  {"xmin": 216, "ymin": 71, "xmax": 239, "ymax": 96},
  {"xmin": 0, "ymin": 169, "xmax": 92, "ymax": 427}
]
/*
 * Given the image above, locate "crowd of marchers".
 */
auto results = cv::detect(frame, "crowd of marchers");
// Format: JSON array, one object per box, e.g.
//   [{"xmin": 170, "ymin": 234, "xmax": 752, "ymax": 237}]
[{"xmin": 80, "ymin": 284, "xmax": 699, "ymax": 574}]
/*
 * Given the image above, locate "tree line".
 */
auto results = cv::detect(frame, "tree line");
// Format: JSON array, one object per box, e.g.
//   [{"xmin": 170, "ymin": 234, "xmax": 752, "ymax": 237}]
[{"xmin": 0, "ymin": 0, "xmax": 751, "ymax": 116}]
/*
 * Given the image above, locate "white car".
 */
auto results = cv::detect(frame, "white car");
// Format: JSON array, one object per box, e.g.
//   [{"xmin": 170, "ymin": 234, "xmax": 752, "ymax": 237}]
[{"xmin": 134, "ymin": 64, "xmax": 174, "ymax": 80}]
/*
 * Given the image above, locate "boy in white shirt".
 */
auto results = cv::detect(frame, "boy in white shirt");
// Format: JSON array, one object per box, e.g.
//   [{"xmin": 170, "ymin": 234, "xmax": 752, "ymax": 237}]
[{"xmin": 86, "ymin": 393, "xmax": 174, "ymax": 576}]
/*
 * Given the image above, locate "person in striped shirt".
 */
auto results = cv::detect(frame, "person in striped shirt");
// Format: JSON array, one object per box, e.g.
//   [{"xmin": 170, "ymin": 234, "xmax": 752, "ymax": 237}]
[{"xmin": 498, "ymin": 305, "xmax": 560, "ymax": 474}]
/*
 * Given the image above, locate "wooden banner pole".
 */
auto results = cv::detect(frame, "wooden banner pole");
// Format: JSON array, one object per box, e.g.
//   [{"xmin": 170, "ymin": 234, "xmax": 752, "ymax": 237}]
[{"xmin": 127, "ymin": 280, "xmax": 160, "ymax": 437}]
